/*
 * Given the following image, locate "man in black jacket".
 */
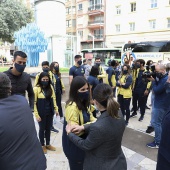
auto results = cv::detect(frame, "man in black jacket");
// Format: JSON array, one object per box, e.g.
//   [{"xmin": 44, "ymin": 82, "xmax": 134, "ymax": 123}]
[
  {"xmin": 0, "ymin": 73, "xmax": 46, "ymax": 170},
  {"xmin": 4, "ymin": 51, "xmax": 34, "ymax": 110}
]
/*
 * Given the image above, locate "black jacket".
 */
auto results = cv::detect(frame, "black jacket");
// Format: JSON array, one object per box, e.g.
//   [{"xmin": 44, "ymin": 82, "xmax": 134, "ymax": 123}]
[{"xmin": 4, "ymin": 68, "xmax": 34, "ymax": 109}]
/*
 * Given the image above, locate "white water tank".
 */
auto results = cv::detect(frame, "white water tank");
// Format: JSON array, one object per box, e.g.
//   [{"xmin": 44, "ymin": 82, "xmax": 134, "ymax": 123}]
[
  {"xmin": 34, "ymin": 0, "xmax": 66, "ymax": 66},
  {"xmin": 34, "ymin": 0, "xmax": 66, "ymax": 37}
]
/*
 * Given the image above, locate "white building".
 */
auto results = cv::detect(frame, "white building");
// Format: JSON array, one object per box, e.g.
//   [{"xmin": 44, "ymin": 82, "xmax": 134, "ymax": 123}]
[{"xmin": 105, "ymin": 0, "xmax": 170, "ymax": 48}]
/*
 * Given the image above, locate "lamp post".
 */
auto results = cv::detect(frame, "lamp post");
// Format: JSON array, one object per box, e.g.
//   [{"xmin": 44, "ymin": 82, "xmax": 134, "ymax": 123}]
[{"xmin": 89, "ymin": 34, "xmax": 94, "ymax": 49}]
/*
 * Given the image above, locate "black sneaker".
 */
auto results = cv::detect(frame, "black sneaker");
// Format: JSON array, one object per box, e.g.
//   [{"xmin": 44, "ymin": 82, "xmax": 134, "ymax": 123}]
[
  {"xmin": 138, "ymin": 115, "xmax": 144, "ymax": 121},
  {"xmin": 130, "ymin": 112, "xmax": 137, "ymax": 118},
  {"xmin": 146, "ymin": 126, "xmax": 154, "ymax": 133},
  {"xmin": 51, "ymin": 128, "xmax": 59, "ymax": 133}
]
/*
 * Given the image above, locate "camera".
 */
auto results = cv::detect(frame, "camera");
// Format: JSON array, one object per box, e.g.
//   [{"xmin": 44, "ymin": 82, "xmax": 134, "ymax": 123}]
[{"xmin": 142, "ymin": 65, "xmax": 156, "ymax": 82}]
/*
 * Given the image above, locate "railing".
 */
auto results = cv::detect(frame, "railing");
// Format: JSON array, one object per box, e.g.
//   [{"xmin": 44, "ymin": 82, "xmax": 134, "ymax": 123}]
[
  {"xmin": 88, "ymin": 20, "xmax": 104, "ymax": 25},
  {"xmin": 88, "ymin": 4, "xmax": 104, "ymax": 11},
  {"xmin": 88, "ymin": 34, "xmax": 103, "ymax": 40}
]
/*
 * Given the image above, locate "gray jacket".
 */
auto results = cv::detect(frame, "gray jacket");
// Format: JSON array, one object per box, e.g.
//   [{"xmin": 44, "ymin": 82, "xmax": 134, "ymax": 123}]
[{"xmin": 68, "ymin": 111, "xmax": 127, "ymax": 170}]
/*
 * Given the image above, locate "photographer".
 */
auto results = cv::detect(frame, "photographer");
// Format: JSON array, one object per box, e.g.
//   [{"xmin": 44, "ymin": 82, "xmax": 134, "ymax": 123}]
[
  {"xmin": 130, "ymin": 59, "xmax": 151, "ymax": 121},
  {"xmin": 146, "ymin": 64, "xmax": 169, "ymax": 148}
]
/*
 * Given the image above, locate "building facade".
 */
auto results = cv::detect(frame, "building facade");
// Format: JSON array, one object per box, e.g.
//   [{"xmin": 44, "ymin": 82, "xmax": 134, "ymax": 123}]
[
  {"xmin": 66, "ymin": 0, "xmax": 105, "ymax": 50},
  {"xmin": 105, "ymin": 0, "xmax": 170, "ymax": 49}
]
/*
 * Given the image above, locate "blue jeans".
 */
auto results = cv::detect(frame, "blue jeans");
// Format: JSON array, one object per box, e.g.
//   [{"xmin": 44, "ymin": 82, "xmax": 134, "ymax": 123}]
[
  {"xmin": 150, "ymin": 92, "xmax": 155, "ymax": 127},
  {"xmin": 153, "ymin": 108, "xmax": 167, "ymax": 144}
]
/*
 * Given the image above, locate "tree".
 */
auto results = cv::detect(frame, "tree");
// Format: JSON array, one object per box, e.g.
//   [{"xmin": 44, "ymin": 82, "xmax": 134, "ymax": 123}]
[{"xmin": 0, "ymin": 0, "xmax": 33, "ymax": 43}]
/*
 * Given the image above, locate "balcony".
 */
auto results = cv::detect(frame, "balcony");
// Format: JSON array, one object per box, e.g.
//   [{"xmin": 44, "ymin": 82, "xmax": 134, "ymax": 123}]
[
  {"xmin": 87, "ymin": 20, "xmax": 104, "ymax": 28},
  {"xmin": 88, "ymin": 34, "xmax": 104, "ymax": 41},
  {"xmin": 88, "ymin": 4, "xmax": 104, "ymax": 15}
]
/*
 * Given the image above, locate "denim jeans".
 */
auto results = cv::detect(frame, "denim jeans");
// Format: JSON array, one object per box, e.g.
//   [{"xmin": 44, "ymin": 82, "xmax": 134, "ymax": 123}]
[
  {"xmin": 150, "ymin": 92, "xmax": 155, "ymax": 127},
  {"xmin": 153, "ymin": 108, "xmax": 167, "ymax": 144}
]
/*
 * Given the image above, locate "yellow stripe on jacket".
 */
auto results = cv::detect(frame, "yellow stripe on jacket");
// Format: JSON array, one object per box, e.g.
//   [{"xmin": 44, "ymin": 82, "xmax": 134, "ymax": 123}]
[
  {"xmin": 65, "ymin": 102, "xmax": 96, "ymax": 136},
  {"xmin": 117, "ymin": 75, "xmax": 132, "ymax": 98},
  {"xmin": 33, "ymin": 85, "xmax": 58, "ymax": 119}
]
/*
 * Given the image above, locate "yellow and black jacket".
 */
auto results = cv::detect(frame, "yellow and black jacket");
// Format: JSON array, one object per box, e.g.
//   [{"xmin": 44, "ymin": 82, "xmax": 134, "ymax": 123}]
[
  {"xmin": 132, "ymin": 68, "xmax": 151, "ymax": 90},
  {"xmin": 117, "ymin": 74, "xmax": 133, "ymax": 98},
  {"xmin": 65, "ymin": 102, "xmax": 96, "ymax": 136},
  {"xmin": 33, "ymin": 85, "xmax": 58, "ymax": 119}
]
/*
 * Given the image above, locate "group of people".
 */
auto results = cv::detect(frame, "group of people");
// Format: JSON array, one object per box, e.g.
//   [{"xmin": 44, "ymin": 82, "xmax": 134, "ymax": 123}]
[{"xmin": 0, "ymin": 51, "xmax": 170, "ymax": 170}]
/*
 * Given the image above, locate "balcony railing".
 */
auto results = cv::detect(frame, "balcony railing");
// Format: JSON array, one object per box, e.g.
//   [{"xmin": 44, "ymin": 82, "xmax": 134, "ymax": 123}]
[
  {"xmin": 88, "ymin": 4, "xmax": 104, "ymax": 11},
  {"xmin": 88, "ymin": 20, "xmax": 104, "ymax": 25},
  {"xmin": 88, "ymin": 34, "xmax": 104, "ymax": 40}
]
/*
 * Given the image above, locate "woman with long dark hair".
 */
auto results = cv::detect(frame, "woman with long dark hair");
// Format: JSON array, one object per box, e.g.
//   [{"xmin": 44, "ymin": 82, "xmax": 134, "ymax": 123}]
[
  {"xmin": 34, "ymin": 72, "xmax": 58, "ymax": 154},
  {"xmin": 62, "ymin": 76, "xmax": 96, "ymax": 170},
  {"xmin": 117, "ymin": 64, "xmax": 132, "ymax": 125},
  {"xmin": 65, "ymin": 83, "xmax": 127, "ymax": 170},
  {"xmin": 50, "ymin": 62, "xmax": 65, "ymax": 121}
]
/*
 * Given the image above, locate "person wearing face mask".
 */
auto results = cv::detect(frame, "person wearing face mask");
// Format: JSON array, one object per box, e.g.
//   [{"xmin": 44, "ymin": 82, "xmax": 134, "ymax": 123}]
[
  {"xmin": 34, "ymin": 61, "xmax": 59, "ymax": 133},
  {"xmin": 33, "ymin": 72, "xmax": 59, "ymax": 154},
  {"xmin": 95, "ymin": 57, "xmax": 106, "ymax": 83},
  {"xmin": 106, "ymin": 60, "xmax": 117, "ymax": 97},
  {"xmin": 62, "ymin": 76, "xmax": 96, "ymax": 170},
  {"xmin": 4, "ymin": 51, "xmax": 34, "ymax": 110},
  {"xmin": 146, "ymin": 64, "xmax": 170, "ymax": 149},
  {"xmin": 50, "ymin": 62, "xmax": 65, "ymax": 122},
  {"xmin": 130, "ymin": 59, "xmax": 151, "ymax": 121},
  {"xmin": 34, "ymin": 61, "xmax": 55, "ymax": 87},
  {"xmin": 65, "ymin": 83, "xmax": 127, "ymax": 170},
  {"xmin": 69, "ymin": 55, "xmax": 85, "ymax": 84},
  {"xmin": 116, "ymin": 64, "xmax": 132, "ymax": 125}
]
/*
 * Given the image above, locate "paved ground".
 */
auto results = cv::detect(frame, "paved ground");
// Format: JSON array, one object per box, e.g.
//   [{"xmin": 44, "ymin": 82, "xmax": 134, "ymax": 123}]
[{"xmin": 27, "ymin": 66, "xmax": 158, "ymax": 170}]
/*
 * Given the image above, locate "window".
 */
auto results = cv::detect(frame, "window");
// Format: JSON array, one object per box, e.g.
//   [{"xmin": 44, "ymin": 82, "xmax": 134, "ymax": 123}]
[
  {"xmin": 131, "ymin": 2, "xmax": 136, "ymax": 12},
  {"xmin": 115, "ymin": 24, "xmax": 120, "ymax": 32},
  {"xmin": 168, "ymin": 18, "xmax": 170, "ymax": 28},
  {"xmin": 151, "ymin": 0, "xmax": 157, "ymax": 8},
  {"xmin": 129, "ymin": 23, "xmax": 135, "ymax": 31},
  {"xmin": 78, "ymin": 3, "xmax": 83, "ymax": 10},
  {"xmin": 116, "ymin": 6, "xmax": 121, "ymax": 14},
  {"xmin": 66, "ymin": 7, "xmax": 71, "ymax": 14},
  {"xmin": 149, "ymin": 20, "xmax": 156, "ymax": 29},
  {"xmin": 66, "ymin": 20, "xmax": 71, "ymax": 27},
  {"xmin": 72, "ymin": 19, "xmax": 76, "ymax": 27},
  {"xmin": 72, "ymin": 6, "xmax": 76, "ymax": 14},
  {"xmin": 94, "ymin": 29, "xmax": 103, "ymax": 39},
  {"xmin": 78, "ymin": 31, "xmax": 83, "ymax": 37}
]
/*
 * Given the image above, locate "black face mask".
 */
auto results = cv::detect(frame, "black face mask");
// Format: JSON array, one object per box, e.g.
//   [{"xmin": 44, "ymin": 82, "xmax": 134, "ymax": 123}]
[
  {"xmin": 137, "ymin": 64, "xmax": 140, "ymax": 68},
  {"xmin": 42, "ymin": 68, "xmax": 49, "ymax": 73},
  {"xmin": 96, "ymin": 62, "xmax": 101, "ymax": 67},
  {"xmin": 78, "ymin": 91, "xmax": 89, "ymax": 101},
  {"xmin": 77, "ymin": 60, "xmax": 82, "ymax": 66},
  {"xmin": 41, "ymin": 81, "xmax": 48, "ymax": 87},
  {"xmin": 15, "ymin": 63, "xmax": 26, "ymax": 73},
  {"xmin": 123, "ymin": 70, "xmax": 128, "ymax": 74},
  {"xmin": 156, "ymin": 72, "xmax": 164, "ymax": 79},
  {"xmin": 54, "ymin": 66, "xmax": 59, "ymax": 72}
]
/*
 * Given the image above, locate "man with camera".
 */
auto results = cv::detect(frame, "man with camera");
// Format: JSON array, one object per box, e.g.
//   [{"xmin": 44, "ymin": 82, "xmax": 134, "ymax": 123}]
[
  {"xmin": 130, "ymin": 59, "xmax": 151, "ymax": 121},
  {"xmin": 146, "ymin": 64, "xmax": 169, "ymax": 148}
]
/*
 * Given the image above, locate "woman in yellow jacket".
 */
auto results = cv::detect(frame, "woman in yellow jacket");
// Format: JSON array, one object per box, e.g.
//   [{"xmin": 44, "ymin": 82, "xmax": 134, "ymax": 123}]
[
  {"xmin": 34, "ymin": 72, "xmax": 58, "ymax": 154},
  {"xmin": 117, "ymin": 64, "xmax": 132, "ymax": 125},
  {"xmin": 50, "ymin": 62, "xmax": 65, "ymax": 121},
  {"xmin": 62, "ymin": 76, "xmax": 96, "ymax": 170}
]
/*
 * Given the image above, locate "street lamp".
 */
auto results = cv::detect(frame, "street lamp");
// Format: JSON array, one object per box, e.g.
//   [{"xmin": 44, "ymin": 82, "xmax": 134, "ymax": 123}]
[{"xmin": 88, "ymin": 34, "xmax": 94, "ymax": 49}]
